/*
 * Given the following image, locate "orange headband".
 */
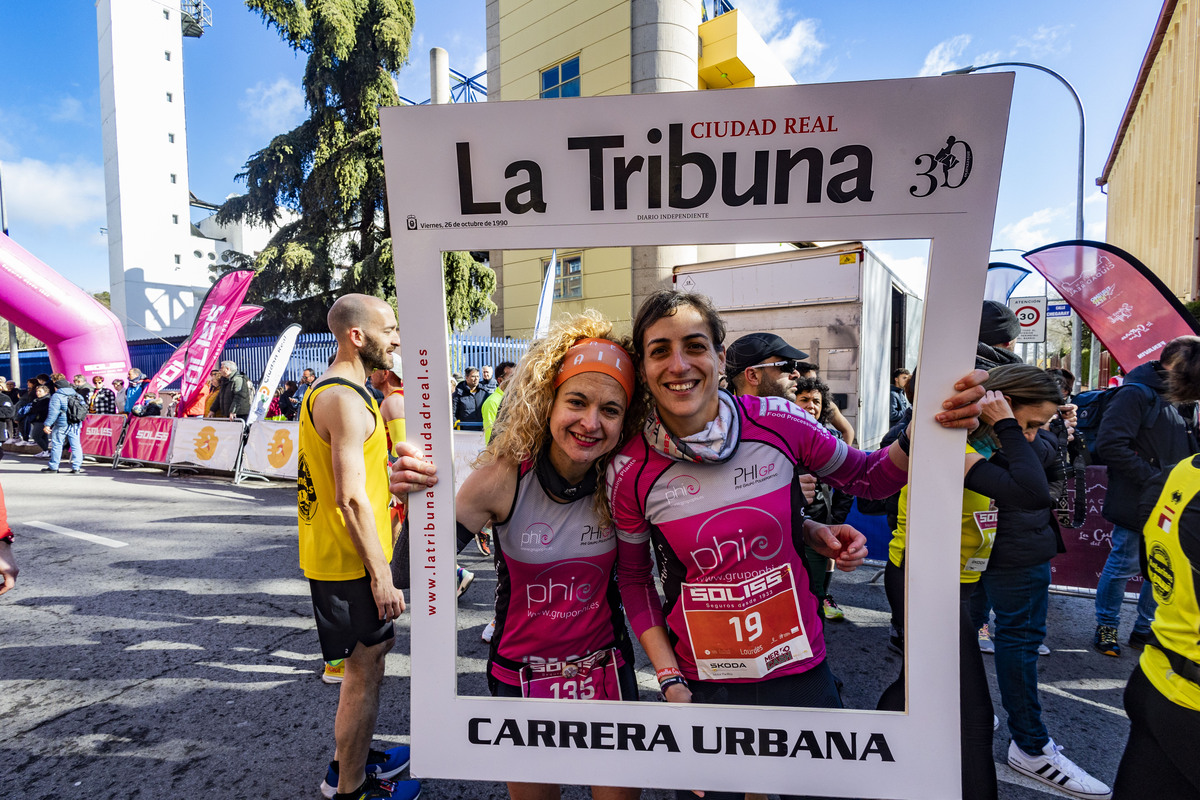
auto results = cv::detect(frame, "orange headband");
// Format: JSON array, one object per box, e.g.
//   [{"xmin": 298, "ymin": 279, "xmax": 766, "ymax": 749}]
[{"xmin": 554, "ymin": 338, "xmax": 636, "ymax": 401}]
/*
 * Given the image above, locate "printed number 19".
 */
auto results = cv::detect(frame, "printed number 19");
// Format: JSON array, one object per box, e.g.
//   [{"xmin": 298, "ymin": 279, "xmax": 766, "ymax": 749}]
[{"xmin": 728, "ymin": 611, "xmax": 763, "ymax": 642}]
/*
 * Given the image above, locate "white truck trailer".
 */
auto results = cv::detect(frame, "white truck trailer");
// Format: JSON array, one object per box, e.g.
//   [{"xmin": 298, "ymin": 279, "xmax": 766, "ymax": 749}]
[{"xmin": 673, "ymin": 242, "xmax": 923, "ymax": 449}]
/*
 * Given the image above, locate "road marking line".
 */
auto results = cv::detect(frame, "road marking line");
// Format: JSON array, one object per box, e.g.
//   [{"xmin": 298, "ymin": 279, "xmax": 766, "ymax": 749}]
[
  {"xmin": 1039, "ymin": 683, "xmax": 1128, "ymax": 718},
  {"xmin": 26, "ymin": 521, "xmax": 129, "ymax": 548}
]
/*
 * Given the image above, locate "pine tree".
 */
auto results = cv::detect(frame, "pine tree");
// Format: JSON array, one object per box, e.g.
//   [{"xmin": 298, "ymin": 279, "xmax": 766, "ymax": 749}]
[{"xmin": 217, "ymin": 0, "xmax": 496, "ymax": 332}]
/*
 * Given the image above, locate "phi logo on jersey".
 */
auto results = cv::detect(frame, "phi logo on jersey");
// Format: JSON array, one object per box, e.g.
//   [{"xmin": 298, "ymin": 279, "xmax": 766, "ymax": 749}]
[
  {"xmin": 520, "ymin": 522, "xmax": 554, "ymax": 550},
  {"xmin": 689, "ymin": 506, "xmax": 785, "ymax": 573},
  {"xmin": 525, "ymin": 560, "xmax": 605, "ymax": 608},
  {"xmin": 663, "ymin": 474, "xmax": 701, "ymax": 505}
]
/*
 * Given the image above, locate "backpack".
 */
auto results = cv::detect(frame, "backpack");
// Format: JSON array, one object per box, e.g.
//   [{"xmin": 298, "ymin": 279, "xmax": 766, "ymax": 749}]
[
  {"xmin": 0, "ymin": 394, "xmax": 14, "ymax": 420},
  {"xmin": 1073, "ymin": 383, "xmax": 1157, "ymax": 465},
  {"xmin": 65, "ymin": 392, "xmax": 89, "ymax": 424}
]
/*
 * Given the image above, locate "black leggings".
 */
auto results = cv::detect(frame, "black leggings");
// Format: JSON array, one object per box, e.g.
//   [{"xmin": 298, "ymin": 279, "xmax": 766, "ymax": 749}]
[
  {"xmin": 1114, "ymin": 665, "xmax": 1200, "ymax": 798},
  {"xmin": 878, "ymin": 563, "xmax": 997, "ymax": 800}
]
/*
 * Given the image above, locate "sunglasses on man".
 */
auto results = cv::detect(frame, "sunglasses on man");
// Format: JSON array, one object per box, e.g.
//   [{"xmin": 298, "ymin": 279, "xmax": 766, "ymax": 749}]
[{"xmin": 748, "ymin": 359, "xmax": 800, "ymax": 374}]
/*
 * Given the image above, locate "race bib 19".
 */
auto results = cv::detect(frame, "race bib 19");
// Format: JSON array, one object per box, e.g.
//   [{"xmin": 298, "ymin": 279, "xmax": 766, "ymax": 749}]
[{"xmin": 681, "ymin": 565, "xmax": 812, "ymax": 680}]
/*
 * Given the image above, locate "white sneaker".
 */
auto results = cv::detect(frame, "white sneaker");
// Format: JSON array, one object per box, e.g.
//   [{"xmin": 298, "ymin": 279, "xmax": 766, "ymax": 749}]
[
  {"xmin": 36, "ymin": 450, "xmax": 50, "ymax": 458},
  {"xmin": 481, "ymin": 618, "xmax": 496, "ymax": 643},
  {"xmin": 1007, "ymin": 739, "xmax": 1112, "ymax": 799},
  {"xmin": 1038, "ymin": 643, "xmax": 1051, "ymax": 655}
]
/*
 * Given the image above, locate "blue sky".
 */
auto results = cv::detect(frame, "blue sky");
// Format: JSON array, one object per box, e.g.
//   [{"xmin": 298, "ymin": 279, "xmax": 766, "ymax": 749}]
[{"xmin": 0, "ymin": 0, "xmax": 1164, "ymax": 298}]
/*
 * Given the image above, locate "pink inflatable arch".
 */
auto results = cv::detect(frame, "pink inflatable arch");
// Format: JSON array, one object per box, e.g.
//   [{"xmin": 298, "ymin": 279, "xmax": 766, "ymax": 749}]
[{"xmin": 0, "ymin": 232, "xmax": 130, "ymax": 385}]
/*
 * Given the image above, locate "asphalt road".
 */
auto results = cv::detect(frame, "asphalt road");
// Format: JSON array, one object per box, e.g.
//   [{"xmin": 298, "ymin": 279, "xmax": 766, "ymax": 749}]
[{"xmin": 0, "ymin": 450, "xmax": 1145, "ymax": 799}]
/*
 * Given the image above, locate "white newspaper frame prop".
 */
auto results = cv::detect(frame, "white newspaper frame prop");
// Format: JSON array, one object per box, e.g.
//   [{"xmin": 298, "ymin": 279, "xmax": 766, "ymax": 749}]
[
  {"xmin": 381, "ymin": 75, "xmax": 1013, "ymax": 798},
  {"xmin": 167, "ymin": 417, "xmax": 246, "ymax": 476},
  {"xmin": 238, "ymin": 420, "xmax": 300, "ymax": 482}
]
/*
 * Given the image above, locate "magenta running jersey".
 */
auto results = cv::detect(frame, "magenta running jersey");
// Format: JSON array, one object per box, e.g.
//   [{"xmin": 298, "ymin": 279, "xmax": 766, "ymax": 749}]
[
  {"xmin": 489, "ymin": 463, "xmax": 632, "ymax": 687},
  {"xmin": 608, "ymin": 393, "xmax": 906, "ymax": 683}
]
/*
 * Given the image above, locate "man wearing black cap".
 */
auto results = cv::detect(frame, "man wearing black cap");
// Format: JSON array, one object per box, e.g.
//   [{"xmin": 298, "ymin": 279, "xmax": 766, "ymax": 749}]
[
  {"xmin": 977, "ymin": 300, "xmax": 1024, "ymax": 369},
  {"xmin": 725, "ymin": 331, "xmax": 809, "ymax": 403}
]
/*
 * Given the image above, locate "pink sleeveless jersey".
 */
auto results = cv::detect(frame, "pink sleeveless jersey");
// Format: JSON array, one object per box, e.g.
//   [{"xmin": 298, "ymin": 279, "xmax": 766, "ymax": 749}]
[
  {"xmin": 608, "ymin": 393, "xmax": 906, "ymax": 683},
  {"xmin": 489, "ymin": 463, "xmax": 631, "ymax": 686}
]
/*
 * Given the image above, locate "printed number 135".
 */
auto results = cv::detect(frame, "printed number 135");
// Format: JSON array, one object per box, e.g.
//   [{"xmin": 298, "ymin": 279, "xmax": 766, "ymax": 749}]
[{"xmin": 550, "ymin": 677, "xmax": 595, "ymax": 699}]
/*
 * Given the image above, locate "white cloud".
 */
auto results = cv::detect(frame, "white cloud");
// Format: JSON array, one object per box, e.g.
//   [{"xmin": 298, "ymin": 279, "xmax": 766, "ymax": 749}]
[
  {"xmin": 998, "ymin": 206, "xmax": 1068, "ymax": 250},
  {"xmin": 733, "ymin": 0, "xmax": 827, "ymax": 76},
  {"xmin": 768, "ymin": 18, "xmax": 826, "ymax": 72},
  {"xmin": 49, "ymin": 96, "xmax": 85, "ymax": 123},
  {"xmin": 3, "ymin": 156, "xmax": 105, "ymax": 230},
  {"xmin": 1015, "ymin": 25, "xmax": 1071, "ymax": 59},
  {"xmin": 470, "ymin": 50, "xmax": 487, "ymax": 78},
  {"xmin": 918, "ymin": 34, "xmax": 972, "ymax": 77},
  {"xmin": 239, "ymin": 78, "xmax": 305, "ymax": 136}
]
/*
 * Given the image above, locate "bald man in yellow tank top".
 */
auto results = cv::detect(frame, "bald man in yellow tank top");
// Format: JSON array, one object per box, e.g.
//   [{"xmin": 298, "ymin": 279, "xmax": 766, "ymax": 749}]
[{"xmin": 298, "ymin": 294, "xmax": 419, "ymax": 800}]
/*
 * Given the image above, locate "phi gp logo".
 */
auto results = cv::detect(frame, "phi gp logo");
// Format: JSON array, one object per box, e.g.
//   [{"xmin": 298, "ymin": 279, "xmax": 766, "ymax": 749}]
[{"xmin": 663, "ymin": 475, "xmax": 701, "ymax": 505}]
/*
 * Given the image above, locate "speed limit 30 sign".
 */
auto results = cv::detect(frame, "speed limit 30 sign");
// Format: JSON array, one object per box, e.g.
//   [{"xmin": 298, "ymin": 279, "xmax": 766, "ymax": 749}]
[{"xmin": 1008, "ymin": 296, "xmax": 1046, "ymax": 343}]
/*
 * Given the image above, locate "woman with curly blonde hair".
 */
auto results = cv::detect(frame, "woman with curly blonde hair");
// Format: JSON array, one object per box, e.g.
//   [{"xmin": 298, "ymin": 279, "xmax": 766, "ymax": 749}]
[{"xmin": 454, "ymin": 310, "xmax": 645, "ymax": 800}]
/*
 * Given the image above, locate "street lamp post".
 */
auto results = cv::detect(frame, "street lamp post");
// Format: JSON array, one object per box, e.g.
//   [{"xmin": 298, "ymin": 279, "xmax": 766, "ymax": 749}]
[
  {"xmin": 944, "ymin": 62, "xmax": 1086, "ymax": 388},
  {"xmin": 0, "ymin": 162, "xmax": 19, "ymax": 384}
]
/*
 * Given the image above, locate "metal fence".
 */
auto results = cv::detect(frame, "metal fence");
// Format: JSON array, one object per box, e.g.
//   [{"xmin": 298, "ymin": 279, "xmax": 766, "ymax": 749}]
[{"xmin": 12, "ymin": 332, "xmax": 529, "ymax": 387}]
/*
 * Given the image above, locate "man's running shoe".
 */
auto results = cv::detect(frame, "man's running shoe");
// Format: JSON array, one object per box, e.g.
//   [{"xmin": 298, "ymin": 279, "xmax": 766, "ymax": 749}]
[
  {"xmin": 1006, "ymin": 739, "xmax": 1112, "ymax": 799},
  {"xmin": 481, "ymin": 618, "xmax": 496, "ymax": 643},
  {"xmin": 1038, "ymin": 643, "xmax": 1051, "ymax": 656},
  {"xmin": 1093, "ymin": 625, "xmax": 1121, "ymax": 657},
  {"xmin": 821, "ymin": 596, "xmax": 844, "ymax": 621},
  {"xmin": 330, "ymin": 776, "xmax": 420, "ymax": 800},
  {"xmin": 476, "ymin": 526, "xmax": 492, "ymax": 556},
  {"xmin": 456, "ymin": 566, "xmax": 475, "ymax": 598},
  {"xmin": 322, "ymin": 660, "xmax": 345, "ymax": 684},
  {"xmin": 978, "ymin": 624, "xmax": 995, "ymax": 654},
  {"xmin": 321, "ymin": 746, "xmax": 413, "ymax": 799}
]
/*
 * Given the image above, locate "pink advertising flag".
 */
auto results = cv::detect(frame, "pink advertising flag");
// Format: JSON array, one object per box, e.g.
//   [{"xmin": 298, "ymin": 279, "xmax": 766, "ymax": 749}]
[
  {"xmin": 146, "ymin": 304, "xmax": 263, "ymax": 396},
  {"xmin": 1023, "ymin": 241, "xmax": 1200, "ymax": 371}
]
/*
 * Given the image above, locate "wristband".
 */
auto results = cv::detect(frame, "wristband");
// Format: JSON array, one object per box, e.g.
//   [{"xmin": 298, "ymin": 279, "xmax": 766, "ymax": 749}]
[
  {"xmin": 658, "ymin": 676, "xmax": 688, "ymax": 696},
  {"xmin": 655, "ymin": 666, "xmax": 683, "ymax": 683},
  {"xmin": 896, "ymin": 428, "xmax": 911, "ymax": 456}
]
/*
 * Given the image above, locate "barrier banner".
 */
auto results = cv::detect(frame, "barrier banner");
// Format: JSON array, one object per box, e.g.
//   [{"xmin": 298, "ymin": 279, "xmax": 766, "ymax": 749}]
[
  {"xmin": 1050, "ymin": 465, "xmax": 1144, "ymax": 595},
  {"xmin": 80, "ymin": 414, "xmax": 126, "ymax": 458},
  {"xmin": 452, "ymin": 431, "xmax": 486, "ymax": 494},
  {"xmin": 240, "ymin": 420, "xmax": 299, "ymax": 479},
  {"xmin": 119, "ymin": 416, "xmax": 175, "ymax": 464},
  {"xmin": 169, "ymin": 417, "xmax": 244, "ymax": 472}
]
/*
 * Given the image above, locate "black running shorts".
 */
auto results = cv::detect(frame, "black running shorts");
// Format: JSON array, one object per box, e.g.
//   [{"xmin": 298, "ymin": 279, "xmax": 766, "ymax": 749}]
[{"xmin": 309, "ymin": 576, "xmax": 395, "ymax": 662}]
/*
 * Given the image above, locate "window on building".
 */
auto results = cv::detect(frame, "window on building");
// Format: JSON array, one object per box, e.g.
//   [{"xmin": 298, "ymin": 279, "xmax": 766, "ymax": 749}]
[
  {"xmin": 163, "ymin": 9, "xmax": 170, "ymax": 19},
  {"xmin": 170, "ymin": 173, "xmax": 176, "ymax": 184},
  {"xmin": 165, "ymin": 51, "xmax": 171, "ymax": 61},
  {"xmin": 168, "ymin": 133, "xmax": 175, "ymax": 143},
  {"xmin": 174, "ymin": 254, "xmax": 181, "ymax": 264},
  {"xmin": 540, "ymin": 56, "xmax": 580, "ymax": 99},
  {"xmin": 166, "ymin": 92, "xmax": 173, "ymax": 103},
  {"xmin": 172, "ymin": 214, "xmax": 179, "ymax": 224},
  {"xmin": 194, "ymin": 250, "xmax": 203, "ymax": 258},
  {"xmin": 551, "ymin": 254, "xmax": 582, "ymax": 299}
]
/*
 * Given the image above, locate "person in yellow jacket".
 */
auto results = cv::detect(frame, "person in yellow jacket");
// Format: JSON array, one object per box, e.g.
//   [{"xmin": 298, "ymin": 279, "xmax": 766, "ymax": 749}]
[
  {"xmin": 298, "ymin": 294, "xmax": 419, "ymax": 800},
  {"xmin": 1113, "ymin": 454, "xmax": 1200, "ymax": 797}
]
